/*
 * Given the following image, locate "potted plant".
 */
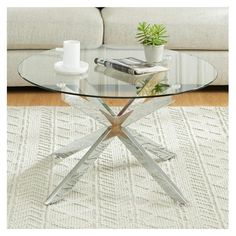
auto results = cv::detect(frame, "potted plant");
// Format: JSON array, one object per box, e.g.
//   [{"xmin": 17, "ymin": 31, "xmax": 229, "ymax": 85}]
[{"xmin": 136, "ymin": 22, "xmax": 168, "ymax": 63}]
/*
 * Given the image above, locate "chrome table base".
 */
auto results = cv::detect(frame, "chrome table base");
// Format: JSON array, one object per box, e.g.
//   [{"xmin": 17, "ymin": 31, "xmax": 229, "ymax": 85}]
[{"xmin": 45, "ymin": 95, "xmax": 187, "ymax": 205}]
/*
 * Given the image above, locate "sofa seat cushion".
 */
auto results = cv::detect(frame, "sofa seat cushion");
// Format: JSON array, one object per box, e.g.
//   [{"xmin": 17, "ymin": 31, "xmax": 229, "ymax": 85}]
[
  {"xmin": 102, "ymin": 7, "xmax": 228, "ymax": 50},
  {"xmin": 7, "ymin": 7, "xmax": 103, "ymax": 49}
]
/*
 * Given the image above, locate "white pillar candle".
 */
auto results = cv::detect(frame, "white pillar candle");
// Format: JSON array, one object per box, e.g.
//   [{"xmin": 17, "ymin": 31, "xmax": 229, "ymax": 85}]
[{"xmin": 63, "ymin": 40, "xmax": 81, "ymax": 69}]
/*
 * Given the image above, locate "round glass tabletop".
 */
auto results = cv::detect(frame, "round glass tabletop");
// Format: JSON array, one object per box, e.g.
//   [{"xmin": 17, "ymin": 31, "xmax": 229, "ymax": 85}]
[{"xmin": 18, "ymin": 46, "xmax": 217, "ymax": 99}]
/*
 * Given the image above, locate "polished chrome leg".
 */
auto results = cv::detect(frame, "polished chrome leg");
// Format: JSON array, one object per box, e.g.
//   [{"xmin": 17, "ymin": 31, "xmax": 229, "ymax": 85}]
[
  {"xmin": 50, "ymin": 127, "xmax": 107, "ymax": 160},
  {"xmin": 127, "ymin": 128, "xmax": 176, "ymax": 161},
  {"xmin": 122, "ymin": 96, "xmax": 172, "ymax": 127},
  {"xmin": 118, "ymin": 128, "xmax": 188, "ymax": 205},
  {"xmin": 62, "ymin": 94, "xmax": 111, "ymax": 126},
  {"xmin": 45, "ymin": 128, "xmax": 113, "ymax": 205},
  {"xmin": 46, "ymin": 94, "xmax": 187, "ymax": 205}
]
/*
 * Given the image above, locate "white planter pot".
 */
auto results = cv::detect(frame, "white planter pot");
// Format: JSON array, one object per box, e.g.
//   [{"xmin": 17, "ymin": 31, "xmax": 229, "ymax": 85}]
[{"xmin": 144, "ymin": 45, "xmax": 165, "ymax": 63}]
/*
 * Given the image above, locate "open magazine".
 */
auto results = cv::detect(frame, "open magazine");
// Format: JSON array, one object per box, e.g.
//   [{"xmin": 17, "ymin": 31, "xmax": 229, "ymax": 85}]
[{"xmin": 94, "ymin": 57, "xmax": 168, "ymax": 75}]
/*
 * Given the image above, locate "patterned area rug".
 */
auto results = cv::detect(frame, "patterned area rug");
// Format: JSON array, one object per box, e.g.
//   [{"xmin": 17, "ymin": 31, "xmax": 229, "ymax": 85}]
[{"xmin": 7, "ymin": 106, "xmax": 228, "ymax": 229}]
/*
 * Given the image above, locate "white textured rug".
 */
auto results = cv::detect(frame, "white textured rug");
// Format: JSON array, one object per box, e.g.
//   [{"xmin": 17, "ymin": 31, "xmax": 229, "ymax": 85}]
[{"xmin": 7, "ymin": 106, "xmax": 228, "ymax": 229}]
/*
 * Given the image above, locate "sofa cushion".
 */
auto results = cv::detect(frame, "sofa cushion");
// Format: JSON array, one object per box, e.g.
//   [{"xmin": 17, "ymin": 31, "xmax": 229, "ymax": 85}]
[
  {"xmin": 102, "ymin": 7, "xmax": 228, "ymax": 50},
  {"xmin": 7, "ymin": 50, "xmax": 43, "ymax": 86},
  {"xmin": 7, "ymin": 7, "xmax": 103, "ymax": 49}
]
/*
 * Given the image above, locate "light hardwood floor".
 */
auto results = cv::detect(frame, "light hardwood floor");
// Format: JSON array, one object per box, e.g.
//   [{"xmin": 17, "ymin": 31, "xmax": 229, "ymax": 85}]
[{"xmin": 7, "ymin": 86, "xmax": 228, "ymax": 106}]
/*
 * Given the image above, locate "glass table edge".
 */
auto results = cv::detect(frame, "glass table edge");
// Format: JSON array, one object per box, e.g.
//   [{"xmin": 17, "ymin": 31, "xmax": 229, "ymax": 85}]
[{"xmin": 17, "ymin": 48, "xmax": 218, "ymax": 99}]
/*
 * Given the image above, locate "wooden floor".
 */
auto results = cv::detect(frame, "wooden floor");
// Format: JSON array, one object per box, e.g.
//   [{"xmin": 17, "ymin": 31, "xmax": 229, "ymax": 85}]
[{"xmin": 7, "ymin": 86, "xmax": 228, "ymax": 106}]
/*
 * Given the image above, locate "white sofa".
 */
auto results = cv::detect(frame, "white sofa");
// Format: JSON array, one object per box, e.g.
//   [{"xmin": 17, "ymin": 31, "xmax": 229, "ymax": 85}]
[{"xmin": 7, "ymin": 7, "xmax": 228, "ymax": 86}]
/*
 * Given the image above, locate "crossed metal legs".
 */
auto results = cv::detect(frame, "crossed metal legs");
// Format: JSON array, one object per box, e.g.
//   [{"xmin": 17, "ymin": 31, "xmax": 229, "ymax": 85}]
[{"xmin": 45, "ymin": 95, "xmax": 187, "ymax": 205}]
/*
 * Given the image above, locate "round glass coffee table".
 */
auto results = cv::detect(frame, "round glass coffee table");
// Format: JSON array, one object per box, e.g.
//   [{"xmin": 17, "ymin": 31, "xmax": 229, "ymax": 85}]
[{"xmin": 18, "ymin": 46, "xmax": 217, "ymax": 205}]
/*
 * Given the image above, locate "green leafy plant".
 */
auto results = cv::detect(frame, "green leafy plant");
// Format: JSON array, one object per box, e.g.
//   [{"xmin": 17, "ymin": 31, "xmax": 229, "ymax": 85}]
[{"xmin": 136, "ymin": 22, "xmax": 168, "ymax": 46}]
